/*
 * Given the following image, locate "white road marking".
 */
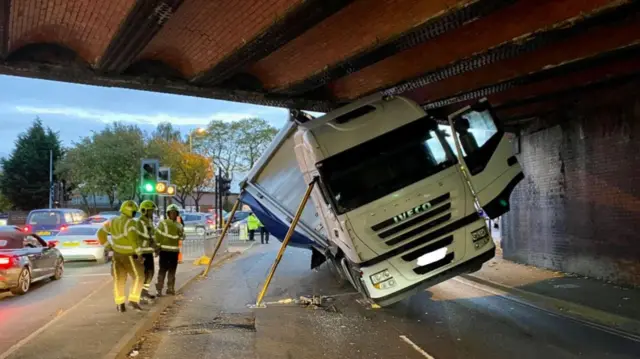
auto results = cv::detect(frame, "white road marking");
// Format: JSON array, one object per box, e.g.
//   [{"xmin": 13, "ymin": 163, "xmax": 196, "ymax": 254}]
[
  {"xmin": 0, "ymin": 279, "xmax": 111, "ymax": 359},
  {"xmin": 400, "ymin": 335, "xmax": 436, "ymax": 359}
]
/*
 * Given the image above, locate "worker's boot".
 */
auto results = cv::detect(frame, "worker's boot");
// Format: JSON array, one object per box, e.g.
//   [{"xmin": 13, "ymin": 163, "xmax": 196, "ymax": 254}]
[
  {"xmin": 116, "ymin": 304, "xmax": 126, "ymax": 313},
  {"xmin": 141, "ymin": 289, "xmax": 156, "ymax": 301},
  {"xmin": 129, "ymin": 302, "xmax": 145, "ymax": 312},
  {"xmin": 166, "ymin": 288, "xmax": 176, "ymax": 296}
]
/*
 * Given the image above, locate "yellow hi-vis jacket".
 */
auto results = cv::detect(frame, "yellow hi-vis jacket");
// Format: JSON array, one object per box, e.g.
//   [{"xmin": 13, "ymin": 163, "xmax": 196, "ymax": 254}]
[
  {"xmin": 155, "ymin": 219, "xmax": 183, "ymax": 252},
  {"xmin": 97, "ymin": 215, "xmax": 141, "ymax": 255},
  {"xmin": 247, "ymin": 214, "xmax": 261, "ymax": 230},
  {"xmin": 136, "ymin": 216, "xmax": 156, "ymax": 254}
]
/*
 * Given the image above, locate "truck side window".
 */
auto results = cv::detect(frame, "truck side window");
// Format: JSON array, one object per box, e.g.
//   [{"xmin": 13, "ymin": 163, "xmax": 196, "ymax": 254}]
[{"xmin": 452, "ymin": 109, "xmax": 502, "ymax": 175}]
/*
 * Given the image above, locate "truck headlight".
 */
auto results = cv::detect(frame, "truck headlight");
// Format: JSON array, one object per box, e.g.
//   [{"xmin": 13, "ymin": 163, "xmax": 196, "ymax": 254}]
[
  {"xmin": 370, "ymin": 269, "xmax": 396, "ymax": 289},
  {"xmin": 471, "ymin": 227, "xmax": 491, "ymax": 250}
]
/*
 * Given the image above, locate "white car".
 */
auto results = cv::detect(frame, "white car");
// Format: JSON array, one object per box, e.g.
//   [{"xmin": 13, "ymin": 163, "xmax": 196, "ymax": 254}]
[{"xmin": 52, "ymin": 224, "xmax": 111, "ymax": 264}]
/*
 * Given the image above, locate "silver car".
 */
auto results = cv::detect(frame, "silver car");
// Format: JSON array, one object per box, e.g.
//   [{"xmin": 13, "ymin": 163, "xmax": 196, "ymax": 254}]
[
  {"xmin": 53, "ymin": 224, "xmax": 111, "ymax": 264},
  {"xmin": 181, "ymin": 212, "xmax": 215, "ymax": 236}
]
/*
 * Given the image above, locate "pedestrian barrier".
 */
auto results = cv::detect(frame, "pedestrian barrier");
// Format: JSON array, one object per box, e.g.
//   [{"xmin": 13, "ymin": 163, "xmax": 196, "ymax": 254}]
[{"xmin": 194, "ymin": 224, "xmax": 250, "ymax": 266}]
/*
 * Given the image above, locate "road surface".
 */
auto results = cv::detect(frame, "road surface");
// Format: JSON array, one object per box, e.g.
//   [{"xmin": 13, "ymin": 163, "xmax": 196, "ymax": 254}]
[
  {"xmin": 137, "ymin": 243, "xmax": 640, "ymax": 359},
  {"xmin": 0, "ymin": 260, "xmax": 111, "ymax": 355}
]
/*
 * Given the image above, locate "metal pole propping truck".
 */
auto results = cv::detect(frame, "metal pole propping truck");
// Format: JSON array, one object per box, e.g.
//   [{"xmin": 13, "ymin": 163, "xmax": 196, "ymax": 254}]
[{"xmin": 239, "ymin": 94, "xmax": 524, "ymax": 306}]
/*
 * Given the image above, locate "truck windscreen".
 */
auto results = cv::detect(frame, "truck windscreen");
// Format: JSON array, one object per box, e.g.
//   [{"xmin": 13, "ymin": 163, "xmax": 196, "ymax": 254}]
[{"xmin": 317, "ymin": 117, "xmax": 456, "ymax": 214}]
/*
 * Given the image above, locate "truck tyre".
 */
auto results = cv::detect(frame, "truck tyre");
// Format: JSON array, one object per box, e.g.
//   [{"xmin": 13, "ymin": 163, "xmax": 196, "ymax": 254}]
[
  {"xmin": 11, "ymin": 267, "xmax": 31, "ymax": 295},
  {"xmin": 340, "ymin": 258, "xmax": 368, "ymax": 299}
]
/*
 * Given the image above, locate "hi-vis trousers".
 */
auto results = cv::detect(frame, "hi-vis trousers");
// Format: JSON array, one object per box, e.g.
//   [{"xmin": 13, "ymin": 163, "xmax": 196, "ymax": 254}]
[{"xmin": 112, "ymin": 252, "xmax": 145, "ymax": 305}]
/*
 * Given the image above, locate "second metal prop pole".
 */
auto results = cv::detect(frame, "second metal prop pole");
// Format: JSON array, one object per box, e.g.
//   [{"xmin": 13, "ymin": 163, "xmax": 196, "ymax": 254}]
[
  {"xmin": 255, "ymin": 177, "xmax": 318, "ymax": 307},
  {"xmin": 202, "ymin": 199, "xmax": 241, "ymax": 277}
]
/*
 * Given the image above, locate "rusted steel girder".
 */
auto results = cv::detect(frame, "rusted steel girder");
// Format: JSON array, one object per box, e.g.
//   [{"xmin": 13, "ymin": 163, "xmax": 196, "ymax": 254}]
[
  {"xmin": 0, "ymin": 0, "xmax": 9, "ymax": 59},
  {"xmin": 329, "ymin": 0, "xmax": 632, "ymax": 100},
  {"xmin": 495, "ymin": 74, "xmax": 640, "ymax": 122},
  {"xmin": 412, "ymin": 10, "xmax": 640, "ymax": 106},
  {"xmin": 271, "ymin": 0, "xmax": 515, "ymax": 96},
  {"xmin": 98, "ymin": 0, "xmax": 185, "ymax": 74}
]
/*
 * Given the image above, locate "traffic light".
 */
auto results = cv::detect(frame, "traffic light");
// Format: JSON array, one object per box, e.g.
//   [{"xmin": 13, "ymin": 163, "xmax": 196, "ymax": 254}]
[
  {"xmin": 140, "ymin": 159, "xmax": 160, "ymax": 194},
  {"xmin": 219, "ymin": 177, "xmax": 232, "ymax": 195},
  {"xmin": 167, "ymin": 184, "xmax": 176, "ymax": 196},
  {"xmin": 158, "ymin": 167, "xmax": 171, "ymax": 182},
  {"xmin": 155, "ymin": 181, "xmax": 168, "ymax": 194}
]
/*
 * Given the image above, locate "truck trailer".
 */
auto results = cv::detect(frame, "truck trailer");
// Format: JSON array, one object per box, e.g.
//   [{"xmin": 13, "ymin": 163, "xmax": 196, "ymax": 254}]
[{"xmin": 238, "ymin": 94, "xmax": 523, "ymax": 306}]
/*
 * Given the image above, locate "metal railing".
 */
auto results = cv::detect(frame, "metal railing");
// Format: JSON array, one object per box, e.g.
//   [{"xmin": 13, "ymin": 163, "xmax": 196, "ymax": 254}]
[{"xmin": 182, "ymin": 223, "xmax": 250, "ymax": 261}]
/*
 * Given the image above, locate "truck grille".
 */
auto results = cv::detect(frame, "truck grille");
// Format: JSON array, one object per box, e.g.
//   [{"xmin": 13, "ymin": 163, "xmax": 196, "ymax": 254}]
[{"xmin": 371, "ymin": 193, "xmax": 452, "ymax": 247}]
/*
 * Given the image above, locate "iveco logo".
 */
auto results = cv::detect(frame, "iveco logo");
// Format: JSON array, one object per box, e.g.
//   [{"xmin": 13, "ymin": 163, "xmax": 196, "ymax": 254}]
[{"xmin": 393, "ymin": 202, "xmax": 432, "ymax": 223}]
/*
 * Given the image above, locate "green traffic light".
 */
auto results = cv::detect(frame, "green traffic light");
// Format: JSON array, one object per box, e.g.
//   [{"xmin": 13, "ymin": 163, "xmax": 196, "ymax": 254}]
[{"xmin": 141, "ymin": 180, "xmax": 156, "ymax": 193}]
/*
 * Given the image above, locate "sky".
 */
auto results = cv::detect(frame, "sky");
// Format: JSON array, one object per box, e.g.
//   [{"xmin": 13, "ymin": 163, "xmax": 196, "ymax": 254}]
[{"xmin": 0, "ymin": 74, "xmax": 296, "ymax": 160}]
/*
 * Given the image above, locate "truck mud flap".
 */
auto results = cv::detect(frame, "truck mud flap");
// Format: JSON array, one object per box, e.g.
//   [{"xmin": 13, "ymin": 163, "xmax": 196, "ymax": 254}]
[{"xmin": 310, "ymin": 247, "xmax": 327, "ymax": 269}]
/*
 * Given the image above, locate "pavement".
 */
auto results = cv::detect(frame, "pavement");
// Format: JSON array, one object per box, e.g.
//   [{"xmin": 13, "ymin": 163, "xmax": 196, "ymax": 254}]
[
  {"xmin": 133, "ymin": 241, "xmax": 640, "ymax": 359},
  {"xmin": 0, "ymin": 235, "xmax": 251, "ymax": 359}
]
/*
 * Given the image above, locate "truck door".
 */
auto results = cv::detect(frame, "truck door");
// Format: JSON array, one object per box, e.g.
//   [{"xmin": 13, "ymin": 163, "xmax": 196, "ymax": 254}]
[{"xmin": 447, "ymin": 99, "xmax": 524, "ymax": 219}]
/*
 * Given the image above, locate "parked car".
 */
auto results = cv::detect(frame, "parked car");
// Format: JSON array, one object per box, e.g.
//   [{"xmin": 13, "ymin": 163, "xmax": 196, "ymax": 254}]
[
  {"xmin": 81, "ymin": 214, "xmax": 117, "ymax": 224},
  {"xmin": 0, "ymin": 225, "xmax": 22, "ymax": 232},
  {"xmin": 0, "ymin": 231, "xmax": 64, "ymax": 295},
  {"xmin": 52, "ymin": 224, "xmax": 111, "ymax": 264},
  {"xmin": 181, "ymin": 212, "xmax": 215, "ymax": 236},
  {"xmin": 23, "ymin": 208, "xmax": 87, "ymax": 238}
]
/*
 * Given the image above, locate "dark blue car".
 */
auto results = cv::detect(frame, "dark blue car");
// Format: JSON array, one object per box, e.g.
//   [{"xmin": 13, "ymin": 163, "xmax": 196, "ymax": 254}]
[{"xmin": 23, "ymin": 209, "xmax": 88, "ymax": 239}]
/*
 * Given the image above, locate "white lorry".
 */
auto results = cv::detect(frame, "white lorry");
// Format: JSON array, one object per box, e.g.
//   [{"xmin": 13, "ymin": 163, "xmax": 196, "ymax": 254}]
[{"xmin": 239, "ymin": 94, "xmax": 523, "ymax": 306}]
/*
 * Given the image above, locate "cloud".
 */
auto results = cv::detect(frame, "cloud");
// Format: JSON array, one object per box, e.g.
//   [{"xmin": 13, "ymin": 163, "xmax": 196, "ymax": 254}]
[{"xmin": 11, "ymin": 105, "xmax": 268, "ymax": 126}]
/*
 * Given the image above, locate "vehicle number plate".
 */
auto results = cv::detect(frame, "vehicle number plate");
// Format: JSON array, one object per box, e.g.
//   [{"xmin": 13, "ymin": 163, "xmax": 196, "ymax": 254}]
[
  {"xmin": 63, "ymin": 242, "xmax": 80, "ymax": 247},
  {"xmin": 37, "ymin": 231, "xmax": 52, "ymax": 236}
]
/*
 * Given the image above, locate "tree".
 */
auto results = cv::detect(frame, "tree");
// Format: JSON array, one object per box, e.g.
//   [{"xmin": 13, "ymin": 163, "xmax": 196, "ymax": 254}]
[
  {"xmin": 56, "ymin": 141, "xmax": 99, "ymax": 212},
  {"xmin": 148, "ymin": 140, "xmax": 213, "ymax": 209},
  {"xmin": 152, "ymin": 122, "xmax": 182, "ymax": 142},
  {"xmin": 196, "ymin": 118, "xmax": 278, "ymax": 179},
  {"xmin": 0, "ymin": 119, "xmax": 63, "ymax": 210},
  {"xmin": 0, "ymin": 172, "xmax": 12, "ymax": 211},
  {"xmin": 56, "ymin": 123, "xmax": 146, "ymax": 209},
  {"xmin": 235, "ymin": 118, "xmax": 279, "ymax": 168}
]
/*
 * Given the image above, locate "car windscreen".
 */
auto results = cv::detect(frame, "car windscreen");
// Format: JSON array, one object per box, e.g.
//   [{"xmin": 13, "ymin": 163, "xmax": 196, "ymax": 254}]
[
  {"xmin": 183, "ymin": 214, "xmax": 201, "ymax": 222},
  {"xmin": 60, "ymin": 227, "xmax": 99, "ymax": 236},
  {"xmin": 0, "ymin": 235, "xmax": 21, "ymax": 249},
  {"xmin": 28, "ymin": 211, "xmax": 62, "ymax": 225},
  {"xmin": 317, "ymin": 117, "xmax": 456, "ymax": 214}
]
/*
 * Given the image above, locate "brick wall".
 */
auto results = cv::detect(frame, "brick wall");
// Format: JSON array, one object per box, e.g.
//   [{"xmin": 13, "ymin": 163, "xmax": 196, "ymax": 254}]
[{"xmin": 502, "ymin": 89, "xmax": 640, "ymax": 286}]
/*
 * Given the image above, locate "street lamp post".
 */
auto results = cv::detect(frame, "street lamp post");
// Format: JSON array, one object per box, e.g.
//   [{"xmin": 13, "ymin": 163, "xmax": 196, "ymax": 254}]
[
  {"xmin": 48, "ymin": 150, "xmax": 53, "ymax": 209},
  {"xmin": 189, "ymin": 127, "xmax": 206, "ymax": 152}
]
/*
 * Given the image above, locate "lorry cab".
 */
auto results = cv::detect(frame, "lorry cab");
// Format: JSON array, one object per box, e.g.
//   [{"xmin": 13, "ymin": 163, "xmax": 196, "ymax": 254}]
[{"xmin": 292, "ymin": 95, "xmax": 523, "ymax": 305}]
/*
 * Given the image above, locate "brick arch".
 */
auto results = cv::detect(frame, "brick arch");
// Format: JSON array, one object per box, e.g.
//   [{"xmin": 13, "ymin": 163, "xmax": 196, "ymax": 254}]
[
  {"xmin": 6, "ymin": 42, "xmax": 91, "ymax": 70},
  {"xmin": 9, "ymin": 24, "xmax": 95, "ymax": 65},
  {"xmin": 136, "ymin": 47, "xmax": 193, "ymax": 80},
  {"xmin": 124, "ymin": 58, "xmax": 187, "ymax": 81}
]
